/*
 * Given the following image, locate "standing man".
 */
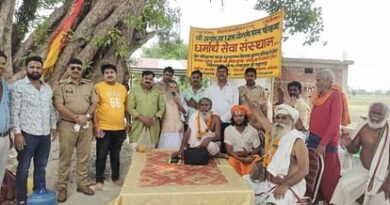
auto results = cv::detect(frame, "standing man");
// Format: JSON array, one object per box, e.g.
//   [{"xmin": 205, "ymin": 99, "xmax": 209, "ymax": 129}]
[
  {"xmin": 93, "ymin": 64, "xmax": 130, "ymax": 191},
  {"xmin": 204, "ymin": 65, "xmax": 239, "ymax": 153},
  {"xmin": 0, "ymin": 51, "xmax": 11, "ymax": 184},
  {"xmin": 277, "ymin": 80, "xmax": 311, "ymax": 132},
  {"xmin": 238, "ymin": 67, "xmax": 267, "ymax": 115},
  {"xmin": 154, "ymin": 66, "xmax": 174, "ymax": 93},
  {"xmin": 53, "ymin": 58, "xmax": 98, "ymax": 202},
  {"xmin": 182, "ymin": 70, "xmax": 206, "ymax": 127},
  {"xmin": 331, "ymin": 102, "xmax": 390, "ymax": 205},
  {"xmin": 307, "ymin": 69, "xmax": 350, "ymax": 204},
  {"xmin": 11, "ymin": 56, "xmax": 57, "ymax": 205},
  {"xmin": 157, "ymin": 80, "xmax": 187, "ymax": 149},
  {"xmin": 127, "ymin": 71, "xmax": 165, "ymax": 149}
]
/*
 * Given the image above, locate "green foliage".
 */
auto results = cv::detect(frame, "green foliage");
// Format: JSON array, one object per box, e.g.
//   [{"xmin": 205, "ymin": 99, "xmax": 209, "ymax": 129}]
[
  {"xmin": 94, "ymin": 28, "xmax": 130, "ymax": 57},
  {"xmin": 39, "ymin": 0, "xmax": 65, "ymax": 9},
  {"xmin": 115, "ymin": 38, "xmax": 130, "ymax": 58},
  {"xmin": 94, "ymin": 28, "xmax": 122, "ymax": 47},
  {"xmin": 142, "ymin": 0, "xmax": 180, "ymax": 33},
  {"xmin": 33, "ymin": 19, "xmax": 51, "ymax": 46},
  {"xmin": 125, "ymin": 0, "xmax": 181, "ymax": 43},
  {"xmin": 255, "ymin": 0, "xmax": 325, "ymax": 45},
  {"xmin": 142, "ymin": 38, "xmax": 188, "ymax": 59},
  {"xmin": 13, "ymin": 0, "xmax": 66, "ymax": 46},
  {"xmin": 14, "ymin": 0, "xmax": 41, "ymax": 46}
]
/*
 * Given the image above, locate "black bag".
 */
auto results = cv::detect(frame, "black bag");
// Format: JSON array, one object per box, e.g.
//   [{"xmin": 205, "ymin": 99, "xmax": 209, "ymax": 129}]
[{"xmin": 183, "ymin": 147, "xmax": 209, "ymax": 165}]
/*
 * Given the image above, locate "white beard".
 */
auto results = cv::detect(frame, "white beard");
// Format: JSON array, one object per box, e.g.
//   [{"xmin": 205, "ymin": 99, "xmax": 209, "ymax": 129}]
[
  {"xmin": 271, "ymin": 123, "xmax": 293, "ymax": 139},
  {"xmin": 367, "ymin": 119, "xmax": 387, "ymax": 129}
]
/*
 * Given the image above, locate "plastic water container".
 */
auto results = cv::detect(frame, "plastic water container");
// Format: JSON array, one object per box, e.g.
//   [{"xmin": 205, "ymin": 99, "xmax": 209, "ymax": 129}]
[{"xmin": 27, "ymin": 186, "xmax": 57, "ymax": 205}]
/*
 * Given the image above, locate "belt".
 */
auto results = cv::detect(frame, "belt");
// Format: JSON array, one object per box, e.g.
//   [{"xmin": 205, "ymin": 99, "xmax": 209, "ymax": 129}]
[
  {"xmin": 61, "ymin": 119, "xmax": 77, "ymax": 124},
  {"xmin": 0, "ymin": 130, "xmax": 10, "ymax": 137}
]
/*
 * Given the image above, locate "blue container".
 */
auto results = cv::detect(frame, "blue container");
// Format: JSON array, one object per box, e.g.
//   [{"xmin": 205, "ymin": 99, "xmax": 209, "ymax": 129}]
[{"xmin": 27, "ymin": 189, "xmax": 57, "ymax": 205}]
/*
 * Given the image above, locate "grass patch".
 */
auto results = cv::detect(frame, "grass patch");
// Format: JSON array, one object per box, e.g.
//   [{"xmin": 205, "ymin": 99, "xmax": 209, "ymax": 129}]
[{"xmin": 348, "ymin": 94, "xmax": 390, "ymax": 127}]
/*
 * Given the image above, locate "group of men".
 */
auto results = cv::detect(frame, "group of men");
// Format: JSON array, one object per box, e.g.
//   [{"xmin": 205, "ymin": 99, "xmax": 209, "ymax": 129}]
[
  {"xmin": 168, "ymin": 64, "xmax": 390, "ymax": 205},
  {"xmin": 0, "ymin": 53, "xmax": 129, "ymax": 204},
  {"xmin": 1, "ymin": 49, "xmax": 390, "ymax": 205}
]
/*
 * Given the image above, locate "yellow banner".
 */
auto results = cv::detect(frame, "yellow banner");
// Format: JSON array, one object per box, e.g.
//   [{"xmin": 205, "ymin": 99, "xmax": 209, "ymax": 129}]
[{"xmin": 187, "ymin": 10, "xmax": 284, "ymax": 78}]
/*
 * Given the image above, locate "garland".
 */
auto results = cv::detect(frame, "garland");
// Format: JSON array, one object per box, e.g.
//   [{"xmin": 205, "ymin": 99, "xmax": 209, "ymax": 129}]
[
  {"xmin": 262, "ymin": 133, "xmax": 280, "ymax": 167},
  {"xmin": 196, "ymin": 112, "xmax": 213, "ymax": 141}
]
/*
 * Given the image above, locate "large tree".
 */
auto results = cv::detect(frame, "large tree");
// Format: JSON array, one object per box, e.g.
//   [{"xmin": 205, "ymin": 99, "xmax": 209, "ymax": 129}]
[
  {"xmin": 0, "ymin": 0, "xmax": 323, "ymax": 84},
  {"xmin": 142, "ymin": 37, "xmax": 188, "ymax": 60}
]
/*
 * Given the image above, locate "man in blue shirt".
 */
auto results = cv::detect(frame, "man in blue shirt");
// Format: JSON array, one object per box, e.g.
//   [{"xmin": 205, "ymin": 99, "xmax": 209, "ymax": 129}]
[{"xmin": 0, "ymin": 51, "xmax": 11, "ymax": 184}]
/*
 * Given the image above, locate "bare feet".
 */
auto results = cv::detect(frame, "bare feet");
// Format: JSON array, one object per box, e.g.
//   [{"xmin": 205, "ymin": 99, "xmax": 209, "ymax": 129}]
[
  {"xmin": 113, "ymin": 179, "xmax": 124, "ymax": 186},
  {"xmin": 95, "ymin": 182, "xmax": 104, "ymax": 191}
]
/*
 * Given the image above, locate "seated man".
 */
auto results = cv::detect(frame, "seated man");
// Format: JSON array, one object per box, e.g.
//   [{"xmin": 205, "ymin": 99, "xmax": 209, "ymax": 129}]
[
  {"xmin": 225, "ymin": 105, "xmax": 261, "ymax": 176},
  {"xmin": 244, "ymin": 102, "xmax": 309, "ymax": 205},
  {"xmin": 331, "ymin": 102, "xmax": 390, "ymax": 205},
  {"xmin": 174, "ymin": 97, "xmax": 221, "ymax": 157}
]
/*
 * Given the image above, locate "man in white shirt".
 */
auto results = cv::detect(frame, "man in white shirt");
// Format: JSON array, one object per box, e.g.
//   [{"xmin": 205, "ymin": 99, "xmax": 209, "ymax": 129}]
[{"xmin": 204, "ymin": 65, "xmax": 239, "ymax": 153}]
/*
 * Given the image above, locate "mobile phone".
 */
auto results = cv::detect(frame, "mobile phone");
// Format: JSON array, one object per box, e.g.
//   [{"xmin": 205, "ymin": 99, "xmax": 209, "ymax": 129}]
[
  {"xmin": 98, "ymin": 130, "xmax": 105, "ymax": 138},
  {"xmin": 170, "ymin": 156, "xmax": 180, "ymax": 164}
]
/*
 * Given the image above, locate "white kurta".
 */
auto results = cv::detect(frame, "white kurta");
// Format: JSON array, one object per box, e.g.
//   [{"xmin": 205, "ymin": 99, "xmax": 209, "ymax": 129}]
[{"xmin": 243, "ymin": 129, "xmax": 306, "ymax": 205}]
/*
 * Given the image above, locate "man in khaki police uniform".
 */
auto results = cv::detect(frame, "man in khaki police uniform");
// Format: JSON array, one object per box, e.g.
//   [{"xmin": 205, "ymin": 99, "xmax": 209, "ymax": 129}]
[{"xmin": 53, "ymin": 58, "xmax": 98, "ymax": 202}]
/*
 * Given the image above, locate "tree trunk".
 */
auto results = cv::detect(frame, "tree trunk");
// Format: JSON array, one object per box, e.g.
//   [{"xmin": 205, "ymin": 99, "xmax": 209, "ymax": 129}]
[
  {"xmin": 6, "ymin": 0, "xmax": 155, "ymax": 84},
  {"xmin": 0, "ymin": 0, "xmax": 16, "ymax": 74}
]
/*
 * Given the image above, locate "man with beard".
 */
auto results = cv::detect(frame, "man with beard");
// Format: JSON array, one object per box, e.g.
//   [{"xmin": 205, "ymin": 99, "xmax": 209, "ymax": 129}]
[
  {"xmin": 331, "ymin": 102, "xmax": 390, "ymax": 205},
  {"xmin": 0, "ymin": 51, "xmax": 12, "ymax": 185},
  {"xmin": 244, "ymin": 102, "xmax": 309, "ymax": 205},
  {"xmin": 224, "ymin": 105, "xmax": 261, "ymax": 176},
  {"xmin": 157, "ymin": 80, "xmax": 187, "ymax": 149},
  {"xmin": 238, "ymin": 68, "xmax": 268, "ymax": 116},
  {"xmin": 307, "ymin": 69, "xmax": 350, "ymax": 204},
  {"xmin": 182, "ymin": 70, "xmax": 206, "ymax": 127},
  {"xmin": 127, "ymin": 71, "xmax": 165, "ymax": 149},
  {"xmin": 173, "ymin": 97, "xmax": 221, "ymax": 157},
  {"xmin": 204, "ymin": 65, "xmax": 239, "ymax": 153},
  {"xmin": 11, "ymin": 56, "xmax": 57, "ymax": 205},
  {"xmin": 53, "ymin": 58, "xmax": 98, "ymax": 202},
  {"xmin": 93, "ymin": 64, "xmax": 130, "ymax": 191}
]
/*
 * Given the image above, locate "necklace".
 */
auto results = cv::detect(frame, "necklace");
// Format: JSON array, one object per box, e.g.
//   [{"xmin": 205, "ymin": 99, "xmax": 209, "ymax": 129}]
[
  {"xmin": 262, "ymin": 135, "xmax": 281, "ymax": 167},
  {"xmin": 196, "ymin": 112, "xmax": 213, "ymax": 141}
]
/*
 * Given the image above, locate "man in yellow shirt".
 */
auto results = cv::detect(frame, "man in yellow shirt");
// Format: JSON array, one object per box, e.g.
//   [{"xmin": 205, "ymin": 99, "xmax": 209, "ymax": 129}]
[{"xmin": 93, "ymin": 64, "xmax": 130, "ymax": 191}]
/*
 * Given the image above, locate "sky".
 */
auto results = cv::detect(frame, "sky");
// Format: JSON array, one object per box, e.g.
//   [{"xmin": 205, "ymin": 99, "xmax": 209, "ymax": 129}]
[{"xmin": 164, "ymin": 0, "xmax": 390, "ymax": 91}]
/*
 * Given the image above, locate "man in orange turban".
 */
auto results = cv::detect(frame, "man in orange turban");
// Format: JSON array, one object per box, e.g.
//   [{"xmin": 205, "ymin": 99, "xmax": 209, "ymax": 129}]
[
  {"xmin": 224, "ymin": 104, "xmax": 261, "ymax": 175},
  {"xmin": 231, "ymin": 105, "xmax": 250, "ymax": 116}
]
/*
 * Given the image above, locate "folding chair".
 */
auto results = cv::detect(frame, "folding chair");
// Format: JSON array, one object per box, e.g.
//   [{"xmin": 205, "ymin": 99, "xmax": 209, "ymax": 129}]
[{"xmin": 304, "ymin": 148, "xmax": 325, "ymax": 204}]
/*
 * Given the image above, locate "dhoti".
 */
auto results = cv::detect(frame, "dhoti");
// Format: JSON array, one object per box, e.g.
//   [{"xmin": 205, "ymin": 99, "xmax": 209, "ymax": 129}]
[
  {"xmin": 243, "ymin": 175, "xmax": 306, "ymax": 205},
  {"xmin": 331, "ymin": 166, "xmax": 388, "ymax": 205}
]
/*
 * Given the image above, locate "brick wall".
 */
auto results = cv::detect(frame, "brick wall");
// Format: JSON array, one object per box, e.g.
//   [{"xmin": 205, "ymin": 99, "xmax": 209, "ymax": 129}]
[{"xmin": 272, "ymin": 58, "xmax": 353, "ymax": 103}]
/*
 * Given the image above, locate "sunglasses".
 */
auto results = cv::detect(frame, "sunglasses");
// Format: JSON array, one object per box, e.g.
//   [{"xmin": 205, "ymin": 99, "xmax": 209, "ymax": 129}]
[{"xmin": 70, "ymin": 66, "xmax": 82, "ymax": 71}]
